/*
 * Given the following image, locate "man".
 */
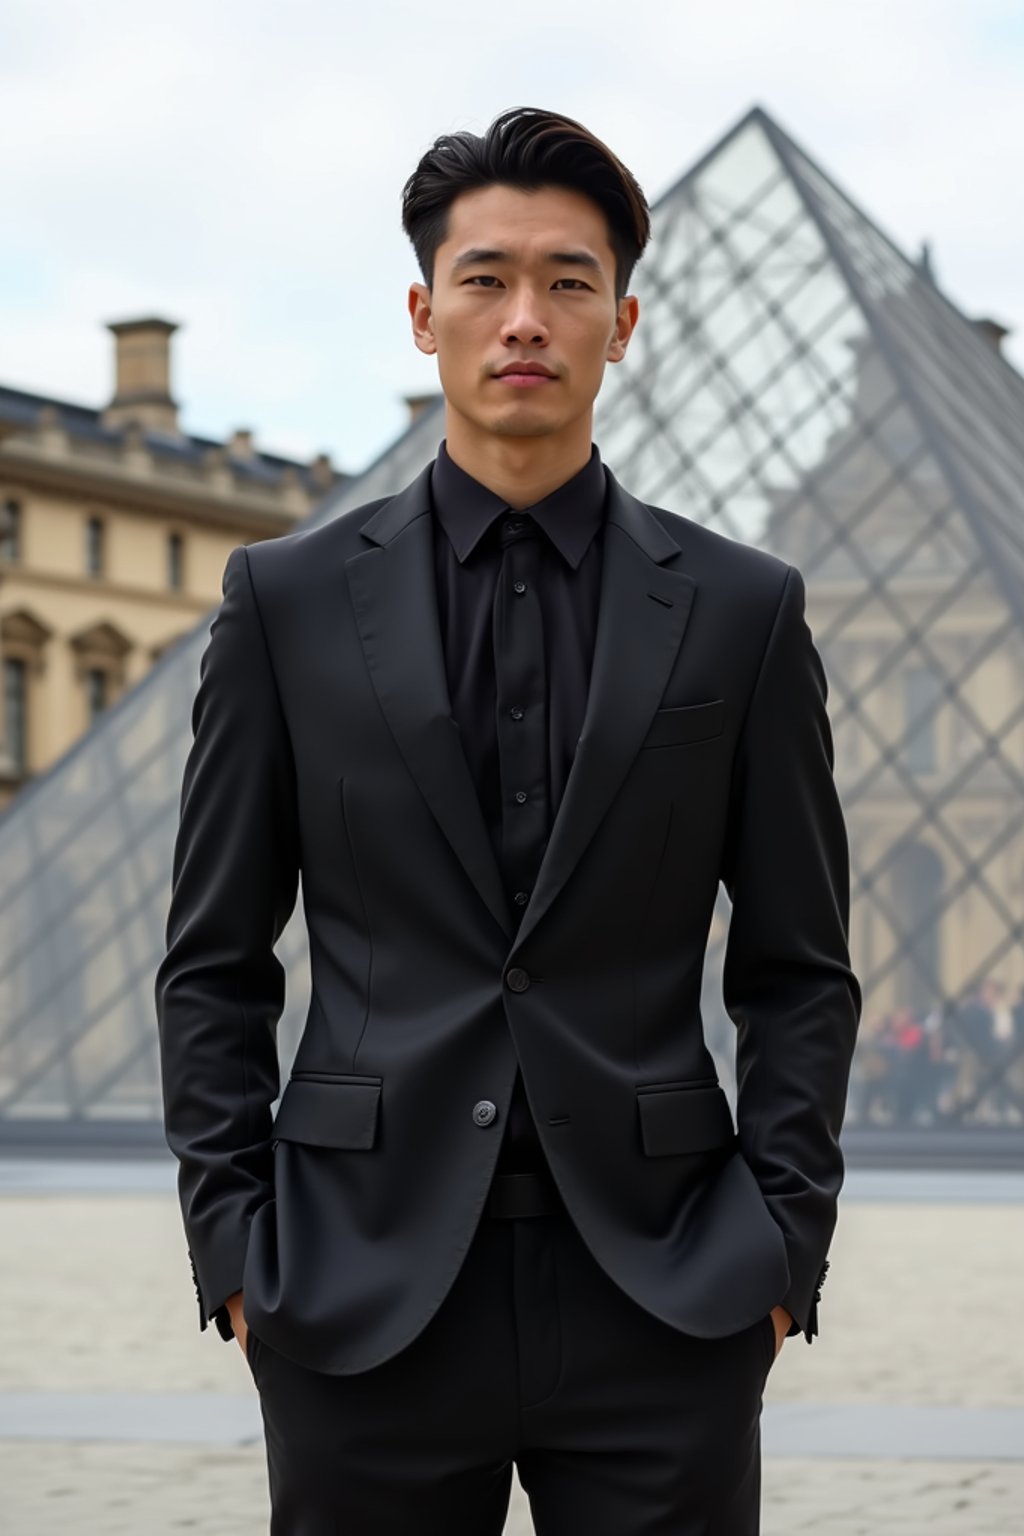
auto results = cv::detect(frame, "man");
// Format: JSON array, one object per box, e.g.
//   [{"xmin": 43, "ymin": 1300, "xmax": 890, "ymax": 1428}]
[{"xmin": 156, "ymin": 104, "xmax": 861, "ymax": 1534}]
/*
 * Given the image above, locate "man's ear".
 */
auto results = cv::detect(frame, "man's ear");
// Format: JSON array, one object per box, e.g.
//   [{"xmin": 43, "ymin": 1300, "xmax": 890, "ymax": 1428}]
[
  {"xmin": 409, "ymin": 282, "xmax": 437, "ymax": 357},
  {"xmin": 607, "ymin": 294, "xmax": 639, "ymax": 364}
]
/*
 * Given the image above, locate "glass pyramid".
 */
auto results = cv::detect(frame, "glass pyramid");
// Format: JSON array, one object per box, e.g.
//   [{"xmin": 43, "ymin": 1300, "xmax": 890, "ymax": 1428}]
[{"xmin": 2, "ymin": 105, "xmax": 1022, "ymax": 1153}]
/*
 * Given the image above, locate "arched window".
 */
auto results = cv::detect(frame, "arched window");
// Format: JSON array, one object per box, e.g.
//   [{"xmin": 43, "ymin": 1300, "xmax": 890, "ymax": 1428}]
[{"xmin": 69, "ymin": 620, "xmax": 132, "ymax": 729}]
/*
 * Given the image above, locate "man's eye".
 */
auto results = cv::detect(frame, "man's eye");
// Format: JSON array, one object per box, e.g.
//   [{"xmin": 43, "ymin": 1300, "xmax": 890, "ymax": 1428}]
[
  {"xmin": 553, "ymin": 279, "xmax": 589, "ymax": 289},
  {"xmin": 466, "ymin": 276, "xmax": 500, "ymax": 286}
]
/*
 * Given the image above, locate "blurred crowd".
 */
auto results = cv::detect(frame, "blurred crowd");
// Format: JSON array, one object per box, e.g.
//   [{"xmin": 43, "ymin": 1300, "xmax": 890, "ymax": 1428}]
[{"xmin": 844, "ymin": 978, "xmax": 1024, "ymax": 1127}]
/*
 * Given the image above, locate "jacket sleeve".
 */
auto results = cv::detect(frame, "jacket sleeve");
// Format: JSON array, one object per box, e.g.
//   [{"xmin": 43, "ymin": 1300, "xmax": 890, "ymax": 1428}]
[
  {"xmin": 719, "ymin": 562, "xmax": 861, "ymax": 1343},
  {"xmin": 155, "ymin": 542, "xmax": 300, "ymax": 1340}
]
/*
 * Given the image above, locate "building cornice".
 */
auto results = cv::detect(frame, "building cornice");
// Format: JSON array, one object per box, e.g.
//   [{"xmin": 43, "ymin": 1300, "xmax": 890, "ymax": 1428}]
[{"xmin": 0, "ymin": 440, "xmax": 304, "ymax": 535}]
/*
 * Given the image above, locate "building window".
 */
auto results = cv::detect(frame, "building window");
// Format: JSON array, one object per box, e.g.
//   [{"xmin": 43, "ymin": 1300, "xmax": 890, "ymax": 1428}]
[
  {"xmin": 904, "ymin": 666, "xmax": 943, "ymax": 773},
  {"xmin": 4, "ymin": 656, "xmax": 27, "ymax": 772},
  {"xmin": 86, "ymin": 515, "xmax": 105, "ymax": 577},
  {"xmin": 86, "ymin": 667, "xmax": 109, "ymax": 723},
  {"xmin": 1, "ymin": 498, "xmax": 21, "ymax": 562},
  {"xmin": 167, "ymin": 531, "xmax": 184, "ymax": 590}
]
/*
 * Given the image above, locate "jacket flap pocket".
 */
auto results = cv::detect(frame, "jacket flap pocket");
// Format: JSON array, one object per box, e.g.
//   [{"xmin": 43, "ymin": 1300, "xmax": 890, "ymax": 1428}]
[
  {"xmin": 636, "ymin": 1081, "xmax": 736, "ymax": 1156},
  {"xmin": 273, "ymin": 1075, "xmax": 382, "ymax": 1150},
  {"xmin": 642, "ymin": 699, "xmax": 725, "ymax": 750}
]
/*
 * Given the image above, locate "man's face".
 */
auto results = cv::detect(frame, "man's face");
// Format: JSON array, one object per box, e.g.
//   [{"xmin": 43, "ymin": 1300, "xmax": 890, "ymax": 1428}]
[{"xmin": 408, "ymin": 182, "xmax": 638, "ymax": 441}]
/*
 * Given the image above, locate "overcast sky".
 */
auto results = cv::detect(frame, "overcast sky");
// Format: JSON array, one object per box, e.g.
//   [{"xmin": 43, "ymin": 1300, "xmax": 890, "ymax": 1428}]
[{"xmin": 3, "ymin": 0, "xmax": 1022, "ymax": 479}]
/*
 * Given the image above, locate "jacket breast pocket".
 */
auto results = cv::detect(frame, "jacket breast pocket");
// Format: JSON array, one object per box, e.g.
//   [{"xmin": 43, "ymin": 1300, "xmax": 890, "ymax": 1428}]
[
  {"xmin": 271, "ymin": 1073, "xmax": 382, "ymax": 1150},
  {"xmin": 640, "ymin": 699, "xmax": 725, "ymax": 750},
  {"xmin": 636, "ymin": 1079, "xmax": 737, "ymax": 1156}
]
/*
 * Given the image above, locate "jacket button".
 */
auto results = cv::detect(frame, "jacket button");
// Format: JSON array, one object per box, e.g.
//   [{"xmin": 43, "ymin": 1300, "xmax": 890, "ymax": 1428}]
[
  {"xmin": 505, "ymin": 966, "xmax": 531, "ymax": 992},
  {"xmin": 473, "ymin": 1099, "xmax": 498, "ymax": 1127}
]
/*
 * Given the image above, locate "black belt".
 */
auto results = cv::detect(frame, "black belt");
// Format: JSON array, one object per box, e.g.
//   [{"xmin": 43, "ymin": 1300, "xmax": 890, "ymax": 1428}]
[{"xmin": 486, "ymin": 1170, "xmax": 564, "ymax": 1219}]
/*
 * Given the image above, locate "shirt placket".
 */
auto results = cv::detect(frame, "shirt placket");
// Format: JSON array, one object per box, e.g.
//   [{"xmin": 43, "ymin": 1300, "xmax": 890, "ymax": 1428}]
[{"xmin": 492, "ymin": 513, "xmax": 550, "ymax": 913}]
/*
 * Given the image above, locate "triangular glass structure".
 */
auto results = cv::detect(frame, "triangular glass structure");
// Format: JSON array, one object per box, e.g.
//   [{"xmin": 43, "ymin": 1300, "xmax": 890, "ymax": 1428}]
[{"xmin": 2, "ymin": 105, "xmax": 1023, "ymax": 1151}]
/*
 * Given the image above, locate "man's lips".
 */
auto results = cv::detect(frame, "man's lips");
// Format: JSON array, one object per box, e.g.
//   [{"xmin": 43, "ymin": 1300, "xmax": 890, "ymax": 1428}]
[
  {"xmin": 493, "ymin": 366, "xmax": 558, "ymax": 387},
  {"xmin": 496, "ymin": 373, "xmax": 555, "ymax": 387}
]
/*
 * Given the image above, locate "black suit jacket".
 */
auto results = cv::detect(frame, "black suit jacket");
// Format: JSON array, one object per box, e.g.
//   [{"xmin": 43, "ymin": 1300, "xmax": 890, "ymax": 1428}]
[{"xmin": 155, "ymin": 456, "xmax": 861, "ymax": 1375}]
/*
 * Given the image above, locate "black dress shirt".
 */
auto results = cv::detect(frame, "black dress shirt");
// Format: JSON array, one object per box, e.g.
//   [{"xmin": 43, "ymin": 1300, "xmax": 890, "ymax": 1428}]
[{"xmin": 429, "ymin": 436, "xmax": 608, "ymax": 1172}]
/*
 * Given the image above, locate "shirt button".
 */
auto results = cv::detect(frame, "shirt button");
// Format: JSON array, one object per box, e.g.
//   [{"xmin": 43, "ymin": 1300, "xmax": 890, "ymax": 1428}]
[
  {"xmin": 505, "ymin": 966, "xmax": 531, "ymax": 992},
  {"xmin": 513, "ymin": 580, "xmax": 527, "ymax": 594},
  {"xmin": 473, "ymin": 1099, "xmax": 498, "ymax": 1127},
  {"xmin": 510, "ymin": 706, "xmax": 524, "ymax": 721},
  {"xmin": 514, "ymin": 790, "xmax": 527, "ymax": 803},
  {"xmin": 513, "ymin": 890, "xmax": 529, "ymax": 906}
]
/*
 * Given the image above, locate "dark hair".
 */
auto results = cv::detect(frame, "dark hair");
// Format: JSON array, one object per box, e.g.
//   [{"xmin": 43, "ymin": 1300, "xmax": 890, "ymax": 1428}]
[{"xmin": 400, "ymin": 106, "xmax": 651, "ymax": 304}]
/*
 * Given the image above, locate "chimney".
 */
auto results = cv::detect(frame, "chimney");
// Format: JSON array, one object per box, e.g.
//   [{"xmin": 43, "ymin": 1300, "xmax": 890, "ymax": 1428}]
[
  {"xmin": 101, "ymin": 316, "xmax": 182, "ymax": 435},
  {"xmin": 403, "ymin": 390, "xmax": 444, "ymax": 426},
  {"xmin": 970, "ymin": 317, "xmax": 1010, "ymax": 356},
  {"xmin": 309, "ymin": 451, "xmax": 337, "ymax": 492}
]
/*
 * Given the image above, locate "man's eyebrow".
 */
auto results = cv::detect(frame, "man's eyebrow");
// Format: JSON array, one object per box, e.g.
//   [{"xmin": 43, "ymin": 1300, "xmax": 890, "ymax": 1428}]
[{"xmin": 450, "ymin": 247, "xmax": 604, "ymax": 275}]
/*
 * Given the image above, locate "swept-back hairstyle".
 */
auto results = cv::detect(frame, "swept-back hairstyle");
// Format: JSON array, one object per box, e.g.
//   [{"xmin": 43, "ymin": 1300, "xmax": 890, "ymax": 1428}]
[{"xmin": 400, "ymin": 106, "xmax": 651, "ymax": 304}]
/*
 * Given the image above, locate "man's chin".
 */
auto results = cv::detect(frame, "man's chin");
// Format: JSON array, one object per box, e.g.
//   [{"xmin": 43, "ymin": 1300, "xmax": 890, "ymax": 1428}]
[
  {"xmin": 487, "ymin": 418, "xmax": 563, "ymax": 439},
  {"xmin": 446, "ymin": 399, "xmax": 576, "ymax": 441}
]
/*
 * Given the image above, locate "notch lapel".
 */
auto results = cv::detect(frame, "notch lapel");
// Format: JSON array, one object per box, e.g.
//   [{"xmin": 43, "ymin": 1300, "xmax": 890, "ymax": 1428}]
[
  {"xmin": 346, "ymin": 463, "xmax": 514, "ymax": 939},
  {"xmin": 512, "ymin": 471, "xmax": 697, "ymax": 950}
]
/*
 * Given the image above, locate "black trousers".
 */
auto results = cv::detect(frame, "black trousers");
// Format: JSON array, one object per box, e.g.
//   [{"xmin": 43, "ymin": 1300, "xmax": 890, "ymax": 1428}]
[{"xmin": 245, "ymin": 1174, "xmax": 776, "ymax": 1535}]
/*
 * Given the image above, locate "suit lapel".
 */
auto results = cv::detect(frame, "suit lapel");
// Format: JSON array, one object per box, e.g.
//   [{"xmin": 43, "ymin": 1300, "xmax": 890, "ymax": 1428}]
[
  {"xmin": 512, "ymin": 473, "xmax": 697, "ymax": 950},
  {"xmin": 345, "ymin": 459, "xmax": 698, "ymax": 948},
  {"xmin": 345, "ymin": 462, "xmax": 514, "ymax": 938}
]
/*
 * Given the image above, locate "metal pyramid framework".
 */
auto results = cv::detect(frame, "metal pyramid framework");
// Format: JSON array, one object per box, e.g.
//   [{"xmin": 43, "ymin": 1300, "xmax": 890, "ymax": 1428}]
[{"xmin": 2, "ymin": 105, "xmax": 1023, "ymax": 1153}]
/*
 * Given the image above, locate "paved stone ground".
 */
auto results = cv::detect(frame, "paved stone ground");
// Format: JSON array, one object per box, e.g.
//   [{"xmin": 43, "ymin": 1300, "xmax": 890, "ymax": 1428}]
[{"xmin": 1, "ymin": 1173, "xmax": 1021, "ymax": 1533}]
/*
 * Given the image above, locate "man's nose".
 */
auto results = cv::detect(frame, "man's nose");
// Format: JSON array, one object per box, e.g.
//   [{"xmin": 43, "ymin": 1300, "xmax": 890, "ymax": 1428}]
[{"xmin": 500, "ymin": 290, "xmax": 550, "ymax": 345}]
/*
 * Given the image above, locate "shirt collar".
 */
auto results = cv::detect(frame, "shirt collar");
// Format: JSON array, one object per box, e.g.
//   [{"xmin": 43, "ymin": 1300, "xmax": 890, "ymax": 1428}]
[{"xmin": 430, "ymin": 437, "xmax": 607, "ymax": 570}]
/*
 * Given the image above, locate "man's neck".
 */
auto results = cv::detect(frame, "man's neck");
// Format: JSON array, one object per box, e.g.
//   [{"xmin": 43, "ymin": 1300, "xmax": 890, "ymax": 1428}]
[{"xmin": 443, "ymin": 412, "xmax": 594, "ymax": 509}]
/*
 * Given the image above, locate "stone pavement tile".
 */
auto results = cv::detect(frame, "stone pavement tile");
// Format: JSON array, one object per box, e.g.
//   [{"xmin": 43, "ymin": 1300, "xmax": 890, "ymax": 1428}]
[
  {"xmin": 1, "ymin": 1442, "xmax": 273, "ymax": 1536},
  {"xmin": 762, "ymin": 1458, "xmax": 1024, "ymax": 1535}
]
